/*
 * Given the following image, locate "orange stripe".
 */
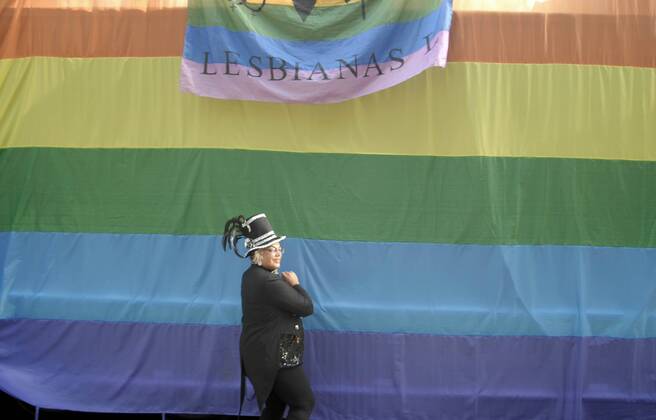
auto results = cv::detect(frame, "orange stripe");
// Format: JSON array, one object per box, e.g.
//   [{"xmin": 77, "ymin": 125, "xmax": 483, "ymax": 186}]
[
  {"xmin": 449, "ymin": 11, "xmax": 656, "ymax": 67},
  {"xmin": 456, "ymin": 0, "xmax": 656, "ymax": 14},
  {"xmin": 1, "ymin": 2, "xmax": 655, "ymax": 67},
  {"xmin": 0, "ymin": 2, "xmax": 186, "ymax": 58}
]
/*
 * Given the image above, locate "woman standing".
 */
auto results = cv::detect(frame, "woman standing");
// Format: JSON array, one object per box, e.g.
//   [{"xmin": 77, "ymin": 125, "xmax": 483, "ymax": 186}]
[{"xmin": 223, "ymin": 213, "xmax": 315, "ymax": 420}]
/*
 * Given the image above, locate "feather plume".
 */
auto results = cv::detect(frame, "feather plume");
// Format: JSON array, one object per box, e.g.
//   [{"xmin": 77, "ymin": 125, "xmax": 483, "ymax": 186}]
[{"xmin": 222, "ymin": 215, "xmax": 249, "ymax": 258}]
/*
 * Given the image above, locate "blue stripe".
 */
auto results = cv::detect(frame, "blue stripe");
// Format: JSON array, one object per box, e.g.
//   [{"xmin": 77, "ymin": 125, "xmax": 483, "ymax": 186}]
[
  {"xmin": 1, "ymin": 232, "xmax": 655, "ymax": 338},
  {"xmin": 182, "ymin": 4, "xmax": 452, "ymax": 70}
]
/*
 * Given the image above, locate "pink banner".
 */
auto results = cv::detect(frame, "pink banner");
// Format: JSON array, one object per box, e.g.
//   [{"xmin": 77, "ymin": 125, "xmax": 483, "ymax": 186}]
[{"xmin": 180, "ymin": 31, "xmax": 449, "ymax": 104}]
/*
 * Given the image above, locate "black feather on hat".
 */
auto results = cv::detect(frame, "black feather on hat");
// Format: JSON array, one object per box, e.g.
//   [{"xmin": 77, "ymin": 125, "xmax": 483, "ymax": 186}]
[{"xmin": 222, "ymin": 213, "xmax": 286, "ymax": 258}]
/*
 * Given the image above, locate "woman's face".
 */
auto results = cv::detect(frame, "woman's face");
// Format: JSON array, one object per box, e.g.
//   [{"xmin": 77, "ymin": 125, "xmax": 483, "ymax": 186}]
[{"xmin": 261, "ymin": 244, "xmax": 283, "ymax": 271}]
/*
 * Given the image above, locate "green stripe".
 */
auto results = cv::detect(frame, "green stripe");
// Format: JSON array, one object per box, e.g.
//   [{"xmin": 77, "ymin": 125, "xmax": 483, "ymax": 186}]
[
  {"xmin": 187, "ymin": 0, "xmax": 440, "ymax": 41},
  {"xmin": 2, "ymin": 148, "xmax": 655, "ymax": 247}
]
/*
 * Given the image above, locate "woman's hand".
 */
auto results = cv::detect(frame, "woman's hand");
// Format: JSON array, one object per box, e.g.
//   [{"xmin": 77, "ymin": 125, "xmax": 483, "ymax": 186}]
[{"xmin": 282, "ymin": 271, "xmax": 300, "ymax": 287}]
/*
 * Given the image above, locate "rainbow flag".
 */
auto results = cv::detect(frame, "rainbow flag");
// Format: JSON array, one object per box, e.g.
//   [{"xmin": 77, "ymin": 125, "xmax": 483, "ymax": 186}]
[
  {"xmin": 1, "ymin": 1, "xmax": 656, "ymax": 418},
  {"xmin": 180, "ymin": 0, "xmax": 453, "ymax": 103}
]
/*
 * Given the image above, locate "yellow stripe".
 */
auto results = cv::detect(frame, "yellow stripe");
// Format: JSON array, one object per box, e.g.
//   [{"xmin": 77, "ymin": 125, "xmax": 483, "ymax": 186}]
[{"xmin": 1, "ymin": 57, "xmax": 654, "ymax": 161}]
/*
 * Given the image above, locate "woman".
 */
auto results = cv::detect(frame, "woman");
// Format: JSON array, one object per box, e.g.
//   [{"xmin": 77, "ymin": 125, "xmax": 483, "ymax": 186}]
[{"xmin": 223, "ymin": 213, "xmax": 315, "ymax": 420}]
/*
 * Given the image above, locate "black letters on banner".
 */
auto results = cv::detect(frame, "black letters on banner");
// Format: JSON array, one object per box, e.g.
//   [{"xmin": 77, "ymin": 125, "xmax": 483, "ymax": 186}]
[
  {"xmin": 247, "ymin": 56, "xmax": 263, "ymax": 77},
  {"xmin": 424, "ymin": 34, "xmax": 439, "ymax": 54},
  {"xmin": 269, "ymin": 57, "xmax": 288, "ymax": 81},
  {"xmin": 224, "ymin": 51, "xmax": 241, "ymax": 75},
  {"xmin": 201, "ymin": 52, "xmax": 217, "ymax": 75},
  {"xmin": 388, "ymin": 48, "xmax": 405, "ymax": 71},
  {"xmin": 308, "ymin": 62, "xmax": 330, "ymax": 80},
  {"xmin": 293, "ymin": 62, "xmax": 302, "ymax": 81},
  {"xmin": 211, "ymin": 38, "xmax": 422, "ymax": 81},
  {"xmin": 337, "ymin": 56, "xmax": 358, "ymax": 79},
  {"xmin": 363, "ymin": 53, "xmax": 383, "ymax": 77}
]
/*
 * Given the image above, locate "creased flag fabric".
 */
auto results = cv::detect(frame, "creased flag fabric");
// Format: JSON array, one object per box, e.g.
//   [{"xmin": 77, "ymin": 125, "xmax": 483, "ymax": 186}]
[
  {"xmin": 2, "ymin": 1, "xmax": 656, "ymax": 418},
  {"xmin": 180, "ymin": 0, "xmax": 453, "ymax": 103}
]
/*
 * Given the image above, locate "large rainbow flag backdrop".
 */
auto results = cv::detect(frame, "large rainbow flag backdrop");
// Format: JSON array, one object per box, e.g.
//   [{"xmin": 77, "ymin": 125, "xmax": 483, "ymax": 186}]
[
  {"xmin": 180, "ymin": 0, "xmax": 453, "ymax": 103},
  {"xmin": 1, "ymin": 0, "xmax": 656, "ymax": 419}
]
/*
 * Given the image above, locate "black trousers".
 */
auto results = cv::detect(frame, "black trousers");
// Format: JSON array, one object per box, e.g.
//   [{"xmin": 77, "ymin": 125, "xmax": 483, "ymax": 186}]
[{"xmin": 260, "ymin": 365, "xmax": 315, "ymax": 420}]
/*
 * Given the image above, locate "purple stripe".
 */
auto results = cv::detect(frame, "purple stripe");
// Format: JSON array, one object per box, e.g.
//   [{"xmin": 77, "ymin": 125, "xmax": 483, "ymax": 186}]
[
  {"xmin": 1, "ymin": 319, "xmax": 655, "ymax": 419},
  {"xmin": 179, "ymin": 31, "xmax": 449, "ymax": 104}
]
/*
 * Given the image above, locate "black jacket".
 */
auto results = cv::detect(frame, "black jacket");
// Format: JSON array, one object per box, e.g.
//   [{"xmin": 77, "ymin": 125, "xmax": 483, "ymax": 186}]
[{"xmin": 240, "ymin": 264, "xmax": 314, "ymax": 409}]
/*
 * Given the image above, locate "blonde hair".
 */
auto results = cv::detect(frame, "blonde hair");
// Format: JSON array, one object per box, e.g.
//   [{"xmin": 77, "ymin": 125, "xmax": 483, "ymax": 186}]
[{"xmin": 250, "ymin": 249, "xmax": 264, "ymax": 266}]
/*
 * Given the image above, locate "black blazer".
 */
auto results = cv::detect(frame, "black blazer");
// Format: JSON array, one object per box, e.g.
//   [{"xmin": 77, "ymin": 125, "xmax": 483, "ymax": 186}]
[{"xmin": 239, "ymin": 264, "xmax": 314, "ymax": 409}]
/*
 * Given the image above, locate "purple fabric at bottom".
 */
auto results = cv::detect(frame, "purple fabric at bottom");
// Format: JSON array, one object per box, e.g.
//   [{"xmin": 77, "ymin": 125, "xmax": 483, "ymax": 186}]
[{"xmin": 0, "ymin": 319, "xmax": 655, "ymax": 419}]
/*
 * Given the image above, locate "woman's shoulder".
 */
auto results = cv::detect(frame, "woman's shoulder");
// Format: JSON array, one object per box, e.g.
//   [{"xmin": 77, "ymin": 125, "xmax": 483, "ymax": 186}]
[{"xmin": 243, "ymin": 264, "xmax": 278, "ymax": 281}]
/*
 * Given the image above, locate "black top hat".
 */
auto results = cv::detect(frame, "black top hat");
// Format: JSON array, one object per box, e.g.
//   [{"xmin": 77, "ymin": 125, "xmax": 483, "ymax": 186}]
[{"xmin": 222, "ymin": 213, "xmax": 286, "ymax": 258}]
